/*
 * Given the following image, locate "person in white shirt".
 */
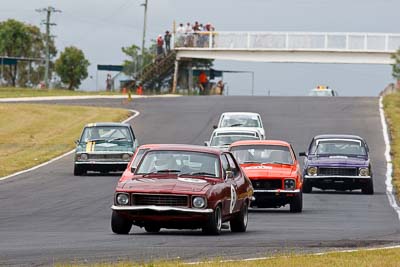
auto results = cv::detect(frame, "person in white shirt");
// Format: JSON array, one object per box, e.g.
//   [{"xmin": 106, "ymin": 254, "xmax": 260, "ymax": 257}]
[{"xmin": 176, "ymin": 23, "xmax": 185, "ymax": 47}]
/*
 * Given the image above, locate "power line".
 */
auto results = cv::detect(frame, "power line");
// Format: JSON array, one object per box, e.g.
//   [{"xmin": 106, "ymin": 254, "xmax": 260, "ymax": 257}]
[{"xmin": 36, "ymin": 6, "xmax": 61, "ymax": 88}]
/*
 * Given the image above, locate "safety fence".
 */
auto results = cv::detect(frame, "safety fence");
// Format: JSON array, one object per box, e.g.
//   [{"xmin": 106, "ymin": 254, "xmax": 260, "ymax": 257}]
[{"xmin": 175, "ymin": 31, "xmax": 400, "ymax": 52}]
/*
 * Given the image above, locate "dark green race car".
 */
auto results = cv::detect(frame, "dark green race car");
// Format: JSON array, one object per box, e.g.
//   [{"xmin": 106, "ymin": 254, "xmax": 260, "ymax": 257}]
[{"xmin": 74, "ymin": 122, "xmax": 138, "ymax": 175}]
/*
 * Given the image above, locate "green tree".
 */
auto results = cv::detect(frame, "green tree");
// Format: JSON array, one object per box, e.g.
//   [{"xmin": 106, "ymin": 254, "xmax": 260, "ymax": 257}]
[
  {"xmin": 55, "ymin": 46, "xmax": 90, "ymax": 90},
  {"xmin": 121, "ymin": 43, "xmax": 156, "ymax": 78},
  {"xmin": 0, "ymin": 19, "xmax": 56, "ymax": 87},
  {"xmin": 392, "ymin": 48, "xmax": 400, "ymax": 82}
]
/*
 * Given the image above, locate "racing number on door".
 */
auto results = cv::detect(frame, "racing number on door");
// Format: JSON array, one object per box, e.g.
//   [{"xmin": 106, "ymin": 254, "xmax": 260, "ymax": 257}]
[{"xmin": 230, "ymin": 184, "xmax": 237, "ymax": 214}]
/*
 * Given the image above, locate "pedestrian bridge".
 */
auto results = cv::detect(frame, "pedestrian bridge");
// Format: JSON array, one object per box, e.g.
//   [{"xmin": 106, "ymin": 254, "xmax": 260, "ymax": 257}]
[{"xmin": 174, "ymin": 31, "xmax": 400, "ymax": 64}]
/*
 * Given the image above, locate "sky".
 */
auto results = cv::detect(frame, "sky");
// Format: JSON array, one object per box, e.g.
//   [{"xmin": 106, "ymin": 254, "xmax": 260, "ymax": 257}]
[{"xmin": 0, "ymin": 0, "xmax": 399, "ymax": 96}]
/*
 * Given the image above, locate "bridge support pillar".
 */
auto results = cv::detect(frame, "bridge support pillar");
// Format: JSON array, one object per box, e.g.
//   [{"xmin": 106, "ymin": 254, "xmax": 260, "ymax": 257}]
[
  {"xmin": 172, "ymin": 58, "xmax": 179, "ymax": 94},
  {"xmin": 188, "ymin": 61, "xmax": 193, "ymax": 93}
]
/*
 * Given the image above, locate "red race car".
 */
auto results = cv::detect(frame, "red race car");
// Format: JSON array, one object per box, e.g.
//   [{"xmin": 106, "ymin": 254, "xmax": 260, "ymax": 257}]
[
  {"xmin": 111, "ymin": 144, "xmax": 254, "ymax": 235},
  {"xmin": 229, "ymin": 140, "xmax": 303, "ymax": 212}
]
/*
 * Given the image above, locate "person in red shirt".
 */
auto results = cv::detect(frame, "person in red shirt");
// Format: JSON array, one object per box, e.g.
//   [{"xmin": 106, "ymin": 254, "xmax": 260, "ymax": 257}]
[{"xmin": 198, "ymin": 71, "xmax": 208, "ymax": 95}]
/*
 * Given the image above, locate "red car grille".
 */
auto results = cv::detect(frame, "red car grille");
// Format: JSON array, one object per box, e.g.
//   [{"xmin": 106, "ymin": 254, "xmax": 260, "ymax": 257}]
[
  {"xmin": 319, "ymin": 168, "xmax": 357, "ymax": 176},
  {"xmin": 251, "ymin": 179, "xmax": 282, "ymax": 190},
  {"xmin": 132, "ymin": 194, "xmax": 189, "ymax": 207}
]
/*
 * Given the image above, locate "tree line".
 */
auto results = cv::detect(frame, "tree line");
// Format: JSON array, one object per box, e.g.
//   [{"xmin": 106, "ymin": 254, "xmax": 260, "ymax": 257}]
[{"xmin": 0, "ymin": 19, "xmax": 89, "ymax": 90}]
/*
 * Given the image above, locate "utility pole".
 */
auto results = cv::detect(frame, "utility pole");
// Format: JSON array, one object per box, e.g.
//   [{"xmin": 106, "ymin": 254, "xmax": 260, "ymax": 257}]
[
  {"xmin": 36, "ymin": 6, "xmax": 61, "ymax": 88},
  {"xmin": 140, "ymin": 0, "xmax": 148, "ymax": 76}
]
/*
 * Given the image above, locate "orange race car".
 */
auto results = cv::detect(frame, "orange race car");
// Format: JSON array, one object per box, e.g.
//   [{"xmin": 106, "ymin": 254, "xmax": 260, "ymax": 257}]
[{"xmin": 229, "ymin": 140, "xmax": 303, "ymax": 212}]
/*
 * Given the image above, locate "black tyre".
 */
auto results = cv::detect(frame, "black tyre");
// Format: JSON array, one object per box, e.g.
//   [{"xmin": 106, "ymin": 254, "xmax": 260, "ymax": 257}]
[
  {"xmin": 73, "ymin": 165, "xmax": 86, "ymax": 176},
  {"xmin": 144, "ymin": 224, "xmax": 161, "ymax": 233},
  {"xmin": 290, "ymin": 192, "xmax": 303, "ymax": 213},
  {"xmin": 362, "ymin": 179, "xmax": 374, "ymax": 195},
  {"xmin": 203, "ymin": 205, "xmax": 222, "ymax": 235},
  {"xmin": 111, "ymin": 211, "xmax": 132, "ymax": 234},
  {"xmin": 302, "ymin": 180, "xmax": 312, "ymax": 193},
  {"xmin": 230, "ymin": 202, "xmax": 248, "ymax": 232}
]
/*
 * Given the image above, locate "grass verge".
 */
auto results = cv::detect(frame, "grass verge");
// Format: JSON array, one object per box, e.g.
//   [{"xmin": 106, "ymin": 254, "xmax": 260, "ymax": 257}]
[
  {"xmin": 57, "ymin": 247, "xmax": 400, "ymax": 267},
  {"xmin": 0, "ymin": 103, "xmax": 130, "ymax": 177},
  {"xmin": 0, "ymin": 87, "xmax": 122, "ymax": 98},
  {"xmin": 383, "ymin": 93, "xmax": 400, "ymax": 200}
]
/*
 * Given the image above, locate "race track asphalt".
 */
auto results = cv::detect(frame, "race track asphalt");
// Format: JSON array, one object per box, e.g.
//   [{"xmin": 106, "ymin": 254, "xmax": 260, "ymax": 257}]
[{"xmin": 0, "ymin": 96, "xmax": 399, "ymax": 266}]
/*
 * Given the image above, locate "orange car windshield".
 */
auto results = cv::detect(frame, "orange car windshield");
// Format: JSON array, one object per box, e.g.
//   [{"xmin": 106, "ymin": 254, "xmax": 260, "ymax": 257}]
[{"xmin": 231, "ymin": 145, "xmax": 293, "ymax": 165}]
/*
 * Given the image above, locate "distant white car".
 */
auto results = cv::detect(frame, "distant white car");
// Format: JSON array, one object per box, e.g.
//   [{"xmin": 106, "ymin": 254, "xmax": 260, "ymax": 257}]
[
  {"xmin": 308, "ymin": 86, "xmax": 338, "ymax": 96},
  {"xmin": 205, "ymin": 127, "xmax": 263, "ymax": 150},
  {"xmin": 214, "ymin": 112, "xmax": 266, "ymax": 139}
]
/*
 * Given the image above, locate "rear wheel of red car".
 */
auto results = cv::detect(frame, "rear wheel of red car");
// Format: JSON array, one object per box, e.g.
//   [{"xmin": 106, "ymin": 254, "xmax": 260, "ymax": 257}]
[
  {"xmin": 73, "ymin": 165, "xmax": 86, "ymax": 176},
  {"xmin": 230, "ymin": 202, "xmax": 248, "ymax": 232},
  {"xmin": 203, "ymin": 205, "xmax": 222, "ymax": 235},
  {"xmin": 362, "ymin": 179, "xmax": 374, "ymax": 195},
  {"xmin": 144, "ymin": 224, "xmax": 161, "ymax": 233},
  {"xmin": 290, "ymin": 192, "xmax": 303, "ymax": 213},
  {"xmin": 302, "ymin": 181, "xmax": 312, "ymax": 193},
  {"xmin": 111, "ymin": 211, "xmax": 132, "ymax": 234}
]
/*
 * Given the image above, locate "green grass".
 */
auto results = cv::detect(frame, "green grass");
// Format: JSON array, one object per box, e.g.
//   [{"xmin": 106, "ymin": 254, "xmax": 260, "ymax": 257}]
[
  {"xmin": 0, "ymin": 87, "xmax": 122, "ymax": 98},
  {"xmin": 0, "ymin": 103, "xmax": 131, "ymax": 177},
  {"xmin": 383, "ymin": 93, "xmax": 400, "ymax": 200},
  {"xmin": 57, "ymin": 247, "xmax": 400, "ymax": 267}
]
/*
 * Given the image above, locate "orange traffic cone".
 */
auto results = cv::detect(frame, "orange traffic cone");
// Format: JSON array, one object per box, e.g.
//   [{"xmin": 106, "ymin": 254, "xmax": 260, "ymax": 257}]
[{"xmin": 122, "ymin": 87, "xmax": 127, "ymax": 94}]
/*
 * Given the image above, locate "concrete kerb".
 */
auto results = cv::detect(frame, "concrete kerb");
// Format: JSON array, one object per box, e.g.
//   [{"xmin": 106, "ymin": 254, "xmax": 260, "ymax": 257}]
[{"xmin": 0, "ymin": 109, "xmax": 140, "ymax": 182}]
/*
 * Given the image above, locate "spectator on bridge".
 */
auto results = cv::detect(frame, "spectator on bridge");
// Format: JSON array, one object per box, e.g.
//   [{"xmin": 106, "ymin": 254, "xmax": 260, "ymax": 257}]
[
  {"xmin": 185, "ymin": 22, "xmax": 194, "ymax": 47},
  {"xmin": 157, "ymin": 35, "xmax": 164, "ymax": 56},
  {"xmin": 164, "ymin": 31, "xmax": 171, "ymax": 53},
  {"xmin": 176, "ymin": 23, "xmax": 185, "ymax": 47}
]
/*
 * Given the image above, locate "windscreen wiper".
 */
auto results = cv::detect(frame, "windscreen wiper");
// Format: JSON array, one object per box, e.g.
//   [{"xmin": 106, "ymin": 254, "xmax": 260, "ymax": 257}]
[
  {"xmin": 108, "ymin": 137, "xmax": 128, "ymax": 142},
  {"xmin": 87, "ymin": 138, "xmax": 107, "ymax": 142},
  {"xmin": 270, "ymin": 161, "xmax": 292, "ymax": 166},
  {"xmin": 230, "ymin": 123, "xmax": 243, "ymax": 127},
  {"xmin": 142, "ymin": 169, "xmax": 181, "ymax": 177},
  {"xmin": 179, "ymin": 172, "xmax": 216, "ymax": 177}
]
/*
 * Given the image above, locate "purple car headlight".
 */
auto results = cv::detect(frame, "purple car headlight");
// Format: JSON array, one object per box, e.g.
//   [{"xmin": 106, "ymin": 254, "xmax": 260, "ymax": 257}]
[
  {"xmin": 359, "ymin": 168, "xmax": 369, "ymax": 176},
  {"xmin": 307, "ymin": 166, "xmax": 317, "ymax": 176}
]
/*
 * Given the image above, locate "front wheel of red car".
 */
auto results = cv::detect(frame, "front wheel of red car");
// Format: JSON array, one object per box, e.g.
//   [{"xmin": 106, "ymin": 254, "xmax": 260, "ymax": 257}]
[
  {"xmin": 230, "ymin": 202, "xmax": 248, "ymax": 233},
  {"xmin": 111, "ymin": 211, "xmax": 132, "ymax": 234},
  {"xmin": 203, "ymin": 205, "xmax": 222, "ymax": 235},
  {"xmin": 290, "ymin": 192, "xmax": 303, "ymax": 213}
]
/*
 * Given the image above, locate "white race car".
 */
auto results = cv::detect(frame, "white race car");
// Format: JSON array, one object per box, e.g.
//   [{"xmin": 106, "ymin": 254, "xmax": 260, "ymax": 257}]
[
  {"xmin": 214, "ymin": 112, "xmax": 266, "ymax": 139},
  {"xmin": 205, "ymin": 127, "xmax": 263, "ymax": 150}
]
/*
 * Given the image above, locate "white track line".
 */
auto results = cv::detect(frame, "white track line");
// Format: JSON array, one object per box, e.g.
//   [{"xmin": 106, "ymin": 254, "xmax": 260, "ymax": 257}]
[
  {"xmin": 186, "ymin": 245, "xmax": 400, "ymax": 265},
  {"xmin": 0, "ymin": 109, "xmax": 140, "ymax": 182},
  {"xmin": 379, "ymin": 97, "xmax": 400, "ymax": 221}
]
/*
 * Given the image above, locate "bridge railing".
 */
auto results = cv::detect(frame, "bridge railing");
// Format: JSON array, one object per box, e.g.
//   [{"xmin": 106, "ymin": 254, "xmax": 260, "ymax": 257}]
[{"xmin": 174, "ymin": 31, "xmax": 400, "ymax": 52}]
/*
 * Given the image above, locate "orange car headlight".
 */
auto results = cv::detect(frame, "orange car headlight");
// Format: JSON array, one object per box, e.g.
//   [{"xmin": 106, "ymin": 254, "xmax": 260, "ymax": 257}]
[{"xmin": 284, "ymin": 179, "xmax": 296, "ymax": 190}]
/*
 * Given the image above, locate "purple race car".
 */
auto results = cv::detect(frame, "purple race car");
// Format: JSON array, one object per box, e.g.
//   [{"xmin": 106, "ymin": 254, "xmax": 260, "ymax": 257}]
[{"xmin": 299, "ymin": 134, "xmax": 373, "ymax": 194}]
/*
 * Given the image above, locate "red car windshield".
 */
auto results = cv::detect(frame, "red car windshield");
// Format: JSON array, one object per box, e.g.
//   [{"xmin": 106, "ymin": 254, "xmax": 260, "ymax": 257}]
[{"xmin": 136, "ymin": 150, "xmax": 221, "ymax": 178}]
